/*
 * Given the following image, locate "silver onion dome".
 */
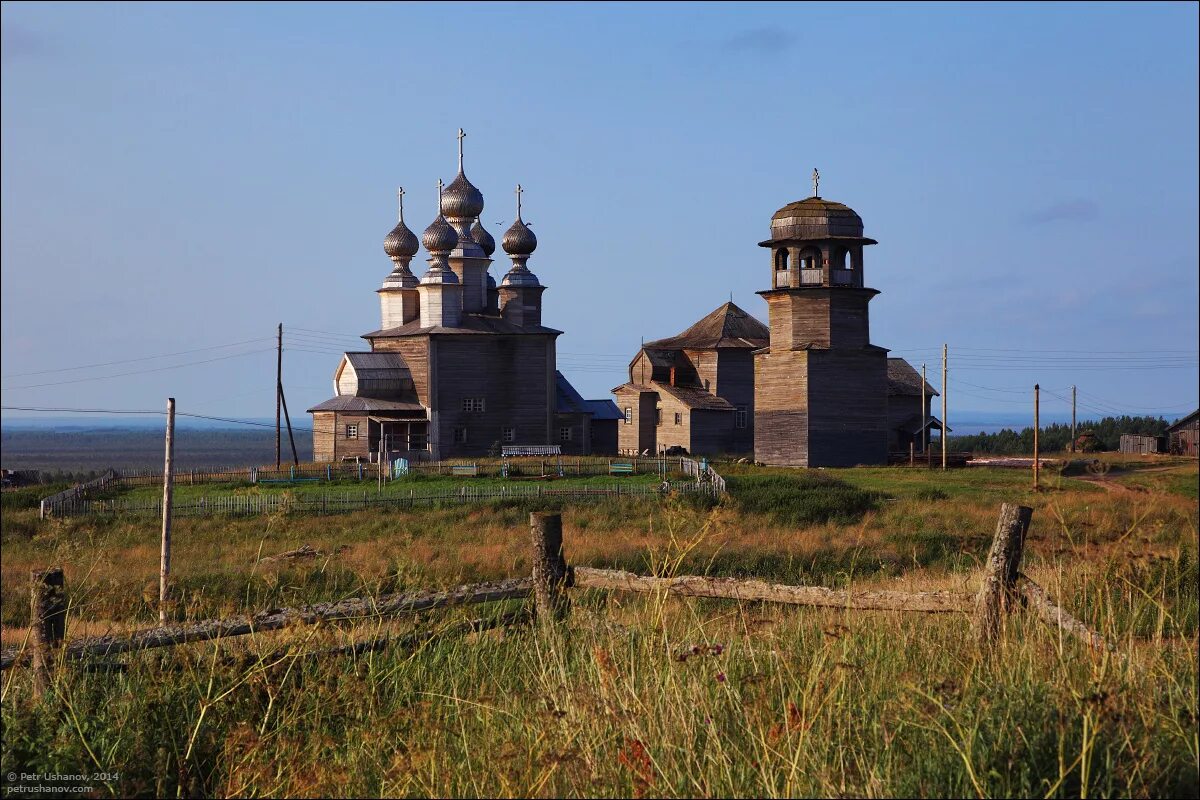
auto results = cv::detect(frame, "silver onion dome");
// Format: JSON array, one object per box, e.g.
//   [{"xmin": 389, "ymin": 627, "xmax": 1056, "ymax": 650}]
[
  {"xmin": 502, "ymin": 218, "xmax": 537, "ymax": 256},
  {"xmin": 384, "ymin": 220, "xmax": 419, "ymax": 259},
  {"xmin": 471, "ymin": 217, "xmax": 496, "ymax": 256},
  {"xmin": 422, "ymin": 215, "xmax": 458, "ymax": 254},
  {"xmin": 441, "ymin": 171, "xmax": 485, "ymax": 219}
]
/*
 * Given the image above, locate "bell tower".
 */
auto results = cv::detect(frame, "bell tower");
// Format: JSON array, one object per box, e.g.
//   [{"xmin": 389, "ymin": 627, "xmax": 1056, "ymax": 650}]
[{"xmin": 753, "ymin": 172, "xmax": 889, "ymax": 467}]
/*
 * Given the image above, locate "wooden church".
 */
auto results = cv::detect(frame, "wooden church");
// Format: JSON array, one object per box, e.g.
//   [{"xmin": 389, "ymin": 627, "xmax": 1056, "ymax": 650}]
[
  {"xmin": 616, "ymin": 172, "xmax": 942, "ymax": 465},
  {"xmin": 308, "ymin": 132, "xmax": 617, "ymax": 462}
]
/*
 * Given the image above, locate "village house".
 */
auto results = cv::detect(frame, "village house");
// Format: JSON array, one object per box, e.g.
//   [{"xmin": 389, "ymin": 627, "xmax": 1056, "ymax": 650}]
[
  {"xmin": 307, "ymin": 132, "xmax": 615, "ymax": 462},
  {"xmin": 615, "ymin": 173, "xmax": 942, "ymax": 465}
]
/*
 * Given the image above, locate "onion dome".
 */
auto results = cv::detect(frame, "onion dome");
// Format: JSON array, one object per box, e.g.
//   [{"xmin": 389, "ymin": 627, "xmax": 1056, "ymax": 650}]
[
  {"xmin": 471, "ymin": 217, "xmax": 496, "ymax": 256},
  {"xmin": 384, "ymin": 220, "xmax": 419, "ymax": 259},
  {"xmin": 769, "ymin": 197, "xmax": 863, "ymax": 240},
  {"xmin": 441, "ymin": 171, "xmax": 484, "ymax": 219},
  {"xmin": 383, "ymin": 187, "xmax": 420, "ymax": 259},
  {"xmin": 422, "ymin": 215, "xmax": 458, "ymax": 254},
  {"xmin": 502, "ymin": 218, "xmax": 537, "ymax": 256}
]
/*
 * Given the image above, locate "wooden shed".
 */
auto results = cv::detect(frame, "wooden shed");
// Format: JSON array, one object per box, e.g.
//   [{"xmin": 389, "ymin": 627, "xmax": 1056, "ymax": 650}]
[
  {"xmin": 1118, "ymin": 434, "xmax": 1162, "ymax": 455},
  {"xmin": 1166, "ymin": 409, "xmax": 1199, "ymax": 457}
]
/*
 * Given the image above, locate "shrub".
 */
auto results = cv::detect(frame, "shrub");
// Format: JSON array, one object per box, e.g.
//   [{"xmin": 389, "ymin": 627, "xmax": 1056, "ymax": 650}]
[{"xmin": 726, "ymin": 472, "xmax": 877, "ymax": 526}]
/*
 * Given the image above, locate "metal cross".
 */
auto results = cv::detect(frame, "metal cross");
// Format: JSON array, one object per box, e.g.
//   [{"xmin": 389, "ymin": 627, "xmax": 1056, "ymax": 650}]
[
  {"xmin": 457, "ymin": 128, "xmax": 466, "ymax": 171},
  {"xmin": 397, "ymin": 186, "xmax": 405, "ymax": 222},
  {"xmin": 437, "ymin": 178, "xmax": 443, "ymax": 210},
  {"xmin": 515, "ymin": 183, "xmax": 524, "ymax": 220},
  {"xmin": 812, "ymin": 168, "xmax": 820, "ymax": 197}
]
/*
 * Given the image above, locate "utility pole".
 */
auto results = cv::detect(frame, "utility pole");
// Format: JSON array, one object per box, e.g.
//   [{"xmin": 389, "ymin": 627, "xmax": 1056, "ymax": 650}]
[
  {"xmin": 941, "ymin": 344, "xmax": 948, "ymax": 471},
  {"xmin": 160, "ymin": 397, "xmax": 175, "ymax": 626},
  {"xmin": 921, "ymin": 362, "xmax": 927, "ymax": 463},
  {"xmin": 1033, "ymin": 383, "xmax": 1041, "ymax": 490},
  {"xmin": 275, "ymin": 323, "xmax": 282, "ymax": 469},
  {"xmin": 1070, "ymin": 385, "xmax": 1077, "ymax": 453}
]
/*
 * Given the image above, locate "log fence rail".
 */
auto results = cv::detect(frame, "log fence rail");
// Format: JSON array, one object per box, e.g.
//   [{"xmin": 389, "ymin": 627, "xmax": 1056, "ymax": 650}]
[{"xmin": 5, "ymin": 504, "xmax": 1116, "ymax": 678}]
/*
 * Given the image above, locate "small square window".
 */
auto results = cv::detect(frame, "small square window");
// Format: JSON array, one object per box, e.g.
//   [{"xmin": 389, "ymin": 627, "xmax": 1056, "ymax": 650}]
[
  {"xmin": 559, "ymin": 427, "xmax": 572, "ymax": 442},
  {"xmin": 453, "ymin": 427, "xmax": 468, "ymax": 444},
  {"xmin": 460, "ymin": 398, "xmax": 486, "ymax": 413},
  {"xmin": 624, "ymin": 407, "xmax": 633, "ymax": 424},
  {"xmin": 674, "ymin": 412, "xmax": 682, "ymax": 426},
  {"xmin": 345, "ymin": 424, "xmax": 359, "ymax": 439},
  {"xmin": 502, "ymin": 427, "xmax": 515, "ymax": 443}
]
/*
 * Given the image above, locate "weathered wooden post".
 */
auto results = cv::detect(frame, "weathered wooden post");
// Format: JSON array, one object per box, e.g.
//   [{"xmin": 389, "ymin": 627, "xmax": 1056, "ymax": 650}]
[
  {"xmin": 31, "ymin": 567, "xmax": 67, "ymax": 696},
  {"xmin": 160, "ymin": 397, "xmax": 175, "ymax": 626},
  {"xmin": 530, "ymin": 512, "xmax": 571, "ymax": 622},
  {"xmin": 973, "ymin": 503, "xmax": 1034, "ymax": 647}
]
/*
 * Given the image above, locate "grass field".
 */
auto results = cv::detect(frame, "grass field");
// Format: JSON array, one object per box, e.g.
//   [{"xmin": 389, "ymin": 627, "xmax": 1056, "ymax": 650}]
[{"xmin": 1, "ymin": 459, "xmax": 1196, "ymax": 797}]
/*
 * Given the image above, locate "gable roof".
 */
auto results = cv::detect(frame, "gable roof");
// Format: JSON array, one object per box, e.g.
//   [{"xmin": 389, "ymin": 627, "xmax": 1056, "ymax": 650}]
[
  {"xmin": 306, "ymin": 396, "xmax": 425, "ymax": 413},
  {"xmin": 643, "ymin": 302, "xmax": 769, "ymax": 350},
  {"xmin": 343, "ymin": 351, "xmax": 410, "ymax": 379},
  {"xmin": 1167, "ymin": 409, "xmax": 1200, "ymax": 432},
  {"xmin": 887, "ymin": 358, "xmax": 938, "ymax": 397},
  {"xmin": 555, "ymin": 370, "xmax": 590, "ymax": 414},
  {"xmin": 584, "ymin": 399, "xmax": 623, "ymax": 421},
  {"xmin": 655, "ymin": 382, "xmax": 736, "ymax": 411}
]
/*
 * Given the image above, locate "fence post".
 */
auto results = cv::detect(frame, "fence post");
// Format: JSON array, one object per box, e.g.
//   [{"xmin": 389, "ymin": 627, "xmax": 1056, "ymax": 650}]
[
  {"xmin": 30, "ymin": 567, "xmax": 67, "ymax": 696},
  {"xmin": 530, "ymin": 512, "xmax": 571, "ymax": 622},
  {"xmin": 972, "ymin": 503, "xmax": 1034, "ymax": 647}
]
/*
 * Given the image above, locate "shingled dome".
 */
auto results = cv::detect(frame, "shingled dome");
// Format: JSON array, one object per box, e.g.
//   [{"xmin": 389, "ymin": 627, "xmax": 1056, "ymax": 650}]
[{"xmin": 770, "ymin": 197, "xmax": 864, "ymax": 240}]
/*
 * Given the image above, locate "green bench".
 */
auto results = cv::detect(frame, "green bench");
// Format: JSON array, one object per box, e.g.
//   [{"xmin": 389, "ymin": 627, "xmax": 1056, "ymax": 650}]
[
  {"xmin": 451, "ymin": 464, "xmax": 479, "ymax": 477},
  {"xmin": 609, "ymin": 462, "xmax": 635, "ymax": 475}
]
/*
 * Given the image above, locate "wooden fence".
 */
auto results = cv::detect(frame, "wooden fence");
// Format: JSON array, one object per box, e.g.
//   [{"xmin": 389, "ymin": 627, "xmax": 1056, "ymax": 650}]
[
  {"xmin": 38, "ymin": 457, "xmax": 725, "ymax": 519},
  {"xmin": 3, "ymin": 504, "xmax": 1115, "ymax": 679},
  {"xmin": 41, "ymin": 479, "xmax": 722, "ymax": 519},
  {"xmin": 38, "ymin": 471, "xmax": 117, "ymax": 519}
]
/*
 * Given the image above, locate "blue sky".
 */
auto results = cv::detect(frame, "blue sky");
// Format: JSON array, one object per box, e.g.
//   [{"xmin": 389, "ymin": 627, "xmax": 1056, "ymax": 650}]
[{"xmin": 2, "ymin": 1, "xmax": 1197, "ymax": 429}]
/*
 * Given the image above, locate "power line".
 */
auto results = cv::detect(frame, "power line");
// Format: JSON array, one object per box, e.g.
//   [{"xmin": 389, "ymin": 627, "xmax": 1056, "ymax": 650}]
[
  {"xmin": 0, "ymin": 348, "xmax": 275, "ymax": 391},
  {"xmin": 0, "ymin": 336, "xmax": 275, "ymax": 379}
]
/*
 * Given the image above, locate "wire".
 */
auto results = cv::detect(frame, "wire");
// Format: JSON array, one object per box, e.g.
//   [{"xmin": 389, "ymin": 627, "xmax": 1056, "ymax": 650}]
[
  {"xmin": 0, "ymin": 349, "xmax": 275, "ymax": 391},
  {"xmin": 0, "ymin": 336, "xmax": 275, "ymax": 379}
]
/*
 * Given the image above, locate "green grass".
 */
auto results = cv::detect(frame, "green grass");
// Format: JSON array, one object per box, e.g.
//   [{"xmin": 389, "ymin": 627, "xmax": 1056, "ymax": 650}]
[
  {"xmin": 112, "ymin": 471, "xmax": 666, "ymax": 502},
  {"xmin": 2, "ymin": 565, "xmax": 1195, "ymax": 798},
  {"xmin": 2, "ymin": 462, "xmax": 1196, "ymax": 797}
]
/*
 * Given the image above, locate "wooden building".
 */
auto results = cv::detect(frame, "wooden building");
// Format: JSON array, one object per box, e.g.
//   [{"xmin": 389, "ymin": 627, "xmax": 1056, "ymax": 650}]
[
  {"xmin": 886, "ymin": 358, "xmax": 944, "ymax": 453},
  {"xmin": 616, "ymin": 174, "xmax": 938, "ymax": 464},
  {"xmin": 1166, "ymin": 409, "xmax": 1199, "ymax": 457},
  {"xmin": 308, "ymin": 136, "xmax": 615, "ymax": 462},
  {"xmin": 1118, "ymin": 434, "xmax": 1162, "ymax": 455},
  {"xmin": 611, "ymin": 302, "xmax": 768, "ymax": 456}
]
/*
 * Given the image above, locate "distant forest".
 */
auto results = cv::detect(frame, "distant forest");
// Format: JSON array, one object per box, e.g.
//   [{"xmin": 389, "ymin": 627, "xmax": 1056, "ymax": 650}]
[{"xmin": 949, "ymin": 415, "xmax": 1172, "ymax": 455}]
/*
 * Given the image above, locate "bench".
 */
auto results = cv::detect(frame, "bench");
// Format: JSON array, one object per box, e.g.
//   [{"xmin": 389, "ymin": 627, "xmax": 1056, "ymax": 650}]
[
  {"xmin": 609, "ymin": 462, "xmax": 635, "ymax": 475},
  {"xmin": 451, "ymin": 464, "xmax": 479, "ymax": 477}
]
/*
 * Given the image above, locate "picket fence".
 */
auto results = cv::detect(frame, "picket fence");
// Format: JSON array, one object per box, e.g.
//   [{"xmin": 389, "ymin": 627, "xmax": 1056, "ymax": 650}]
[{"xmin": 50, "ymin": 480, "xmax": 721, "ymax": 519}]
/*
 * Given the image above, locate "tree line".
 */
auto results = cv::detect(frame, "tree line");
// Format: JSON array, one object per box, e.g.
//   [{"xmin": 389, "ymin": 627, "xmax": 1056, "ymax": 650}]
[{"xmin": 948, "ymin": 415, "xmax": 1171, "ymax": 455}]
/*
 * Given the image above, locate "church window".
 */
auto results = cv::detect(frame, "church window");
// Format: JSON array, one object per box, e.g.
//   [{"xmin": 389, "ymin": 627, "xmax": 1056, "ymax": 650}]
[
  {"xmin": 559, "ymin": 426, "xmax": 572, "ymax": 442},
  {"xmin": 462, "ymin": 398, "xmax": 486, "ymax": 413},
  {"xmin": 502, "ymin": 427, "xmax": 515, "ymax": 443},
  {"xmin": 735, "ymin": 406, "xmax": 748, "ymax": 429},
  {"xmin": 345, "ymin": 424, "xmax": 359, "ymax": 439},
  {"xmin": 655, "ymin": 405, "xmax": 662, "ymax": 426},
  {"xmin": 774, "ymin": 249, "xmax": 789, "ymax": 270},
  {"xmin": 674, "ymin": 412, "xmax": 682, "ymax": 425},
  {"xmin": 453, "ymin": 427, "xmax": 468, "ymax": 444},
  {"xmin": 624, "ymin": 407, "xmax": 632, "ymax": 424}
]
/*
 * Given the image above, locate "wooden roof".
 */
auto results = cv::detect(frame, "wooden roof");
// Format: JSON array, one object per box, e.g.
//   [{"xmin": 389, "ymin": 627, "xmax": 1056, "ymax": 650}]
[
  {"xmin": 1167, "ymin": 409, "xmax": 1200, "ymax": 432},
  {"xmin": 306, "ymin": 396, "xmax": 425, "ymax": 413},
  {"xmin": 642, "ymin": 302, "xmax": 769, "ymax": 350},
  {"xmin": 343, "ymin": 352, "xmax": 410, "ymax": 380},
  {"xmin": 583, "ymin": 399, "xmax": 623, "ymax": 421},
  {"xmin": 363, "ymin": 313, "xmax": 562, "ymax": 339},
  {"xmin": 887, "ymin": 358, "xmax": 939, "ymax": 397},
  {"xmin": 555, "ymin": 370, "xmax": 590, "ymax": 414},
  {"xmin": 610, "ymin": 381, "xmax": 735, "ymax": 411}
]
